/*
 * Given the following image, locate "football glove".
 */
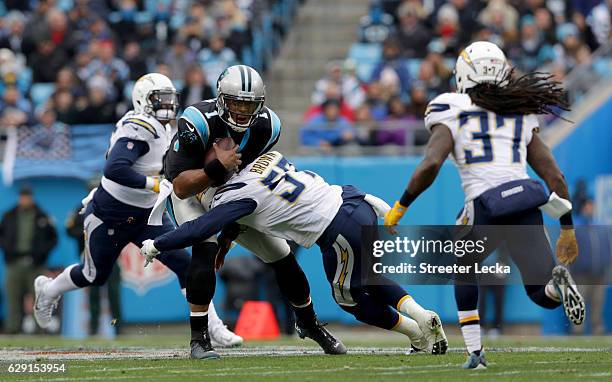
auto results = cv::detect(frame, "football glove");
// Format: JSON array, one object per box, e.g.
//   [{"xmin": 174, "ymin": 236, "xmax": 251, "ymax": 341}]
[
  {"xmin": 384, "ymin": 201, "xmax": 407, "ymax": 232},
  {"xmin": 556, "ymin": 228, "xmax": 578, "ymax": 265},
  {"xmin": 141, "ymin": 239, "xmax": 160, "ymax": 267},
  {"xmin": 146, "ymin": 176, "xmax": 161, "ymax": 193}
]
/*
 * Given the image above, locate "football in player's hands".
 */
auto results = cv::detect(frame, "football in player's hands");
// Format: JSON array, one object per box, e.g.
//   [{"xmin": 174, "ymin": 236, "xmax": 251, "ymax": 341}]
[{"xmin": 204, "ymin": 137, "xmax": 241, "ymax": 185}]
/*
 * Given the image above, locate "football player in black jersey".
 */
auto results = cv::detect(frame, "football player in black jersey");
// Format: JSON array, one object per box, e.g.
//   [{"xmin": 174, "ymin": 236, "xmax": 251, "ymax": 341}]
[{"xmin": 162, "ymin": 65, "xmax": 346, "ymax": 359}]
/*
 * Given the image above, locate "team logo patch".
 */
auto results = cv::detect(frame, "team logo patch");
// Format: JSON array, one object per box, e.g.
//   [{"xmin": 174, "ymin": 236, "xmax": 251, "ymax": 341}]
[
  {"xmin": 118, "ymin": 243, "xmax": 174, "ymax": 295},
  {"xmin": 127, "ymin": 142, "xmax": 134, "ymax": 150}
]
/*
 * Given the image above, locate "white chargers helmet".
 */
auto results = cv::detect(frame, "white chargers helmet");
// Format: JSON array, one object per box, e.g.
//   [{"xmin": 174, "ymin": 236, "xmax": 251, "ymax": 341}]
[
  {"xmin": 454, "ymin": 41, "xmax": 510, "ymax": 93},
  {"xmin": 132, "ymin": 73, "xmax": 179, "ymax": 122},
  {"xmin": 216, "ymin": 65, "xmax": 265, "ymax": 132}
]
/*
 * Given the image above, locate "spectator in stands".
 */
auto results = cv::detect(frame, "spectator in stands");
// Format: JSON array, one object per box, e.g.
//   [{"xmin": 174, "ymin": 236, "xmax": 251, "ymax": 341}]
[
  {"xmin": 55, "ymin": 67, "xmax": 86, "ymax": 100},
  {"xmin": 74, "ymin": 48, "xmax": 94, "ymax": 84},
  {"xmin": 29, "ymin": 39, "xmax": 69, "ymax": 83},
  {"xmin": 0, "ymin": 186, "xmax": 57, "ymax": 334},
  {"xmin": 359, "ymin": 0, "xmax": 395, "ymax": 44},
  {"xmin": 84, "ymin": 40, "xmax": 130, "ymax": 85},
  {"xmin": 108, "ymin": 0, "xmax": 139, "ymax": 46},
  {"xmin": 311, "ymin": 61, "xmax": 365, "ymax": 110},
  {"xmin": 50, "ymin": 90, "xmax": 80, "ymax": 125},
  {"xmin": 417, "ymin": 60, "xmax": 450, "ymax": 99},
  {"xmin": 0, "ymin": 48, "xmax": 30, "ymax": 95},
  {"xmin": 507, "ymin": 15, "xmax": 555, "ymax": 73},
  {"xmin": 534, "ymin": 7, "xmax": 558, "ymax": 45},
  {"xmin": 587, "ymin": 0, "xmax": 611, "ymax": 49},
  {"xmin": 304, "ymin": 82, "xmax": 355, "ymax": 122},
  {"xmin": 554, "ymin": 23, "xmax": 590, "ymax": 72},
  {"xmin": 180, "ymin": 64, "xmax": 215, "ymax": 111},
  {"xmin": 424, "ymin": 40, "xmax": 453, "ymax": 89},
  {"xmin": 434, "ymin": 4, "xmax": 462, "ymax": 55},
  {"xmin": 393, "ymin": 1, "xmax": 430, "ymax": 58},
  {"xmin": 45, "ymin": 8, "xmax": 77, "ymax": 58},
  {"xmin": 164, "ymin": 36, "xmax": 196, "ymax": 81},
  {"xmin": 370, "ymin": 38, "xmax": 411, "ymax": 98},
  {"xmin": 0, "ymin": 85, "xmax": 33, "ymax": 127},
  {"xmin": 0, "ymin": 11, "xmax": 27, "ymax": 55},
  {"xmin": 123, "ymin": 41, "xmax": 148, "ymax": 81},
  {"xmin": 21, "ymin": 0, "xmax": 54, "ymax": 58},
  {"xmin": 180, "ymin": 2, "xmax": 216, "ymax": 52},
  {"xmin": 451, "ymin": 0, "xmax": 484, "ymax": 46},
  {"xmin": 364, "ymin": 81, "xmax": 389, "ymax": 121},
  {"xmin": 78, "ymin": 75, "xmax": 117, "ymax": 124},
  {"xmin": 377, "ymin": 95, "xmax": 410, "ymax": 146},
  {"xmin": 300, "ymin": 99, "xmax": 355, "ymax": 150},
  {"xmin": 198, "ymin": 35, "xmax": 237, "ymax": 87},
  {"xmin": 406, "ymin": 82, "xmax": 428, "ymax": 119},
  {"xmin": 478, "ymin": 0, "xmax": 519, "ymax": 46}
]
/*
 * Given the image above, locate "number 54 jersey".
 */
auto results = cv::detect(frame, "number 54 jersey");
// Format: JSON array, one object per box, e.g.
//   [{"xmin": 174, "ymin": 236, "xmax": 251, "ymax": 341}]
[
  {"xmin": 424, "ymin": 92, "xmax": 540, "ymax": 203},
  {"xmin": 204, "ymin": 151, "xmax": 343, "ymax": 248}
]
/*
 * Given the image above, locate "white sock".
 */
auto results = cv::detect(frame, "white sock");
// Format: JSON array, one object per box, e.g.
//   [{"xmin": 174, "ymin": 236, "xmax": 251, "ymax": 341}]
[
  {"xmin": 545, "ymin": 281, "xmax": 561, "ymax": 302},
  {"xmin": 397, "ymin": 295, "xmax": 427, "ymax": 321},
  {"xmin": 207, "ymin": 301, "xmax": 223, "ymax": 327},
  {"xmin": 190, "ymin": 311, "xmax": 208, "ymax": 317},
  {"xmin": 392, "ymin": 313, "xmax": 423, "ymax": 344},
  {"xmin": 458, "ymin": 310, "xmax": 481, "ymax": 353},
  {"xmin": 44, "ymin": 264, "xmax": 79, "ymax": 298}
]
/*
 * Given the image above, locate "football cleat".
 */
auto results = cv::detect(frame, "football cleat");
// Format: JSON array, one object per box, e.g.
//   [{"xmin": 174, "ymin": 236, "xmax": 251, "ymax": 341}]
[
  {"xmin": 190, "ymin": 330, "xmax": 220, "ymax": 360},
  {"xmin": 209, "ymin": 323, "xmax": 243, "ymax": 348},
  {"xmin": 463, "ymin": 350, "xmax": 487, "ymax": 369},
  {"xmin": 33, "ymin": 276, "xmax": 61, "ymax": 329},
  {"xmin": 417, "ymin": 310, "xmax": 448, "ymax": 355},
  {"xmin": 552, "ymin": 265, "xmax": 585, "ymax": 325},
  {"xmin": 296, "ymin": 321, "xmax": 347, "ymax": 355}
]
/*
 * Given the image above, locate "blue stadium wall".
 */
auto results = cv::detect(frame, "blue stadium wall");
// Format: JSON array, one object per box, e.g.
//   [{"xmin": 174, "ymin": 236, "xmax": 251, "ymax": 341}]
[{"xmin": 0, "ymin": 98, "xmax": 610, "ymax": 334}]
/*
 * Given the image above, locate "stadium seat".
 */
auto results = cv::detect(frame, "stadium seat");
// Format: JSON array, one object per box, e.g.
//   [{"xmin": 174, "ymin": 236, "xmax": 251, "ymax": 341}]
[
  {"xmin": 348, "ymin": 43, "xmax": 382, "ymax": 62},
  {"xmin": 30, "ymin": 83, "xmax": 56, "ymax": 108}
]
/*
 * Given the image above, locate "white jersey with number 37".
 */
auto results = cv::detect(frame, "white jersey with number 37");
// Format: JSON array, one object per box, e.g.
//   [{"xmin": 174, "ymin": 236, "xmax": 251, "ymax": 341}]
[
  {"xmin": 207, "ymin": 151, "xmax": 343, "ymax": 248},
  {"xmin": 424, "ymin": 92, "xmax": 540, "ymax": 202}
]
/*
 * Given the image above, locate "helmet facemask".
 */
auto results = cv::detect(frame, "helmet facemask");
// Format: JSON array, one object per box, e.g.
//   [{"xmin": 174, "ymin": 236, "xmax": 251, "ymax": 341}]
[
  {"xmin": 145, "ymin": 89, "xmax": 179, "ymax": 122},
  {"xmin": 217, "ymin": 94, "xmax": 264, "ymax": 132}
]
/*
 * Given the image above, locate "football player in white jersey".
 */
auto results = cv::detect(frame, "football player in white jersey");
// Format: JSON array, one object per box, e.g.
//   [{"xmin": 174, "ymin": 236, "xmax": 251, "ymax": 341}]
[
  {"xmin": 142, "ymin": 151, "xmax": 449, "ymax": 354},
  {"xmin": 32, "ymin": 73, "xmax": 241, "ymax": 350},
  {"xmin": 384, "ymin": 41, "xmax": 585, "ymax": 369}
]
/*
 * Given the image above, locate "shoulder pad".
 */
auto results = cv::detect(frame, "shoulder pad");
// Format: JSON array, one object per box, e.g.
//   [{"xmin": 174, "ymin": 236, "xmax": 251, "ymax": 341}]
[{"xmin": 117, "ymin": 114, "xmax": 161, "ymax": 141}]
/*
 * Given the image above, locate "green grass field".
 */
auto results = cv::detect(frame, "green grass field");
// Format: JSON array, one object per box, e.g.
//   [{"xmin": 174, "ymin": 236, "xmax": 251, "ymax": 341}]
[{"xmin": 0, "ymin": 333, "xmax": 611, "ymax": 382}]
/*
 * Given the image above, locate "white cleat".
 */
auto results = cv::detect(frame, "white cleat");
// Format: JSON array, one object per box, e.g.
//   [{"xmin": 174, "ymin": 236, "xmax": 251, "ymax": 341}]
[
  {"xmin": 33, "ymin": 276, "xmax": 61, "ymax": 329},
  {"xmin": 209, "ymin": 323, "xmax": 243, "ymax": 348},
  {"xmin": 417, "ymin": 310, "xmax": 448, "ymax": 355},
  {"xmin": 552, "ymin": 265, "xmax": 585, "ymax": 325}
]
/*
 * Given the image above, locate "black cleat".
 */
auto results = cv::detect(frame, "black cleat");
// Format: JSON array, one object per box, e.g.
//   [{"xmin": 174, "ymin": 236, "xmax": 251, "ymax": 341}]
[
  {"xmin": 190, "ymin": 331, "xmax": 220, "ymax": 360},
  {"xmin": 296, "ymin": 321, "xmax": 347, "ymax": 355}
]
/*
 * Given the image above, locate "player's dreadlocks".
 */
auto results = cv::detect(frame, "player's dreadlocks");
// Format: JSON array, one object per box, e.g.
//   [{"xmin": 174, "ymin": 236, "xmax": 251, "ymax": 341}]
[{"xmin": 467, "ymin": 68, "xmax": 570, "ymax": 118}]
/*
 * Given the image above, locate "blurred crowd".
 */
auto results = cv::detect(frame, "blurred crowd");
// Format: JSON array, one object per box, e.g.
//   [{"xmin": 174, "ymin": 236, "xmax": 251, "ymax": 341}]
[
  {"xmin": 0, "ymin": 0, "xmax": 291, "ymax": 152},
  {"xmin": 300, "ymin": 0, "xmax": 611, "ymax": 151}
]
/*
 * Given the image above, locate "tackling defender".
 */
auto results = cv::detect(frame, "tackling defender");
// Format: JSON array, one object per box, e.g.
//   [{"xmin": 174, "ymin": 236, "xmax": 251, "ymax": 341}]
[
  {"xmin": 161, "ymin": 65, "xmax": 345, "ymax": 359},
  {"xmin": 384, "ymin": 41, "xmax": 585, "ymax": 369},
  {"xmin": 33, "ymin": 73, "xmax": 239, "ymax": 347},
  {"xmin": 142, "ymin": 151, "xmax": 449, "ymax": 354}
]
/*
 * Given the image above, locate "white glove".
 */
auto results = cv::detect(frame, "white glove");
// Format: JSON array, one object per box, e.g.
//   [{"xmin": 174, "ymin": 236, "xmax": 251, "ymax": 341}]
[{"xmin": 141, "ymin": 239, "xmax": 160, "ymax": 267}]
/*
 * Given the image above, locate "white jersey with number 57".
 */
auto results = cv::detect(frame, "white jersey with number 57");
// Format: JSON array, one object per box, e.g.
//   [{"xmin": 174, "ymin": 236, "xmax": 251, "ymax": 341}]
[
  {"xmin": 206, "ymin": 151, "xmax": 343, "ymax": 247},
  {"xmin": 424, "ymin": 92, "xmax": 540, "ymax": 202}
]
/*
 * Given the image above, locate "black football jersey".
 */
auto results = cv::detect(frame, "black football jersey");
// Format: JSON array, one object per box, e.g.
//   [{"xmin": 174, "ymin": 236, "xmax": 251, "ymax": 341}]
[{"xmin": 164, "ymin": 100, "xmax": 281, "ymax": 182}]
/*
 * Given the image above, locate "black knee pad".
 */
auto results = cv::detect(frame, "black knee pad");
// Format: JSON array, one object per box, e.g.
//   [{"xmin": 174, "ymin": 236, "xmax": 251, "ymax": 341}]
[
  {"xmin": 525, "ymin": 284, "xmax": 560, "ymax": 309},
  {"xmin": 268, "ymin": 253, "xmax": 311, "ymax": 306},
  {"xmin": 186, "ymin": 242, "xmax": 217, "ymax": 305}
]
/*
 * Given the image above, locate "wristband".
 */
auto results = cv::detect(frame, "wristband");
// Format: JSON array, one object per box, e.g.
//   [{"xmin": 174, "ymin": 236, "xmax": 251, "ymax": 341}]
[
  {"xmin": 204, "ymin": 159, "xmax": 229, "ymax": 184},
  {"xmin": 560, "ymin": 212, "xmax": 573, "ymax": 228},
  {"xmin": 399, "ymin": 190, "xmax": 417, "ymax": 208}
]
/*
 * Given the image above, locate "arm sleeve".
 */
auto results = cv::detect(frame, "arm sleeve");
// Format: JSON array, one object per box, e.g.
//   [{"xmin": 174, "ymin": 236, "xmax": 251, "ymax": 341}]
[
  {"xmin": 154, "ymin": 199, "xmax": 257, "ymax": 251},
  {"xmin": 103, "ymin": 137, "xmax": 150, "ymax": 188}
]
